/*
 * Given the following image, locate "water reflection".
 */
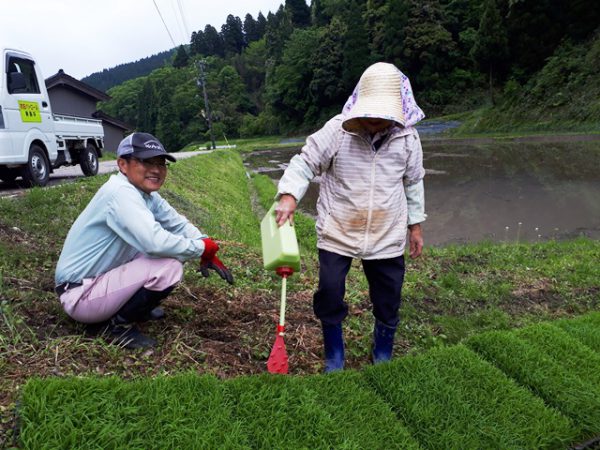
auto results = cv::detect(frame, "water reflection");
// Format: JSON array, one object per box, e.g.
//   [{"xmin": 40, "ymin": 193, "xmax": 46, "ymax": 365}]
[{"xmin": 244, "ymin": 140, "xmax": 600, "ymax": 246}]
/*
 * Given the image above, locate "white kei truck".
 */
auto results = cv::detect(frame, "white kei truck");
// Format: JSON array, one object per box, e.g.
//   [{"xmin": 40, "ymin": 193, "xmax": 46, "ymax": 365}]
[{"xmin": 0, "ymin": 48, "xmax": 104, "ymax": 187}]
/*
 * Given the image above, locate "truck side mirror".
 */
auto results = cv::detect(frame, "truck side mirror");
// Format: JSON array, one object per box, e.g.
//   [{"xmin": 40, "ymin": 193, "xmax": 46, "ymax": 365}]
[{"xmin": 8, "ymin": 72, "xmax": 27, "ymax": 93}]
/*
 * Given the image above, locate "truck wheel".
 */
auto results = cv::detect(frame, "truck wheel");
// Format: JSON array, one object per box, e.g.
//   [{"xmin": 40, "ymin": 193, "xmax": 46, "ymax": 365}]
[
  {"xmin": 0, "ymin": 167, "xmax": 18, "ymax": 185},
  {"xmin": 21, "ymin": 145, "xmax": 50, "ymax": 187},
  {"xmin": 80, "ymin": 144, "xmax": 99, "ymax": 176}
]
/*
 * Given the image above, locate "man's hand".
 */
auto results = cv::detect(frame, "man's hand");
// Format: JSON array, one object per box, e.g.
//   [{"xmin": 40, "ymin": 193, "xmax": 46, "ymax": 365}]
[
  {"xmin": 200, "ymin": 255, "xmax": 234, "ymax": 284},
  {"xmin": 275, "ymin": 194, "xmax": 297, "ymax": 227},
  {"xmin": 408, "ymin": 223, "xmax": 424, "ymax": 259},
  {"xmin": 201, "ymin": 237, "xmax": 219, "ymax": 260},
  {"xmin": 199, "ymin": 238, "xmax": 234, "ymax": 284}
]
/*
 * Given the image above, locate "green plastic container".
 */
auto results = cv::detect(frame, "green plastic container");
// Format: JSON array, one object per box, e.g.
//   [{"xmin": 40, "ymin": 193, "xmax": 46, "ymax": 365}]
[{"xmin": 261, "ymin": 202, "xmax": 301, "ymax": 272}]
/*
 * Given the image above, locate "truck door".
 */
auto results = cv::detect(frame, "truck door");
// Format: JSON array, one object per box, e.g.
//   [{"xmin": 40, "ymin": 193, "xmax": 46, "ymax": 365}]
[{"xmin": 3, "ymin": 54, "xmax": 54, "ymax": 162}]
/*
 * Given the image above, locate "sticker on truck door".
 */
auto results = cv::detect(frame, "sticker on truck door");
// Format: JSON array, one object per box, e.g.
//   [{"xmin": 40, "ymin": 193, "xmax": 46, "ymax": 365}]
[{"xmin": 18, "ymin": 101, "xmax": 42, "ymax": 123}]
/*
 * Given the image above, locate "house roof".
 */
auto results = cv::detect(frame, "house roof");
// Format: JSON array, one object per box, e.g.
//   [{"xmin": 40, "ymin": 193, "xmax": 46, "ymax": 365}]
[
  {"xmin": 92, "ymin": 110, "xmax": 133, "ymax": 132},
  {"xmin": 45, "ymin": 69, "xmax": 110, "ymax": 102}
]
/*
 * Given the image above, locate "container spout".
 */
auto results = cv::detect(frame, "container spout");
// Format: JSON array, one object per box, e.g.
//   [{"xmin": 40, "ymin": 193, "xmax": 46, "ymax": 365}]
[{"xmin": 276, "ymin": 266, "xmax": 294, "ymax": 279}]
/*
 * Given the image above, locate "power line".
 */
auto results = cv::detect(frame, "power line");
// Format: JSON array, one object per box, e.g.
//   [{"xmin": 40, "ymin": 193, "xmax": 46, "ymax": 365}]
[
  {"xmin": 176, "ymin": 0, "xmax": 190, "ymax": 41},
  {"xmin": 169, "ymin": 0, "xmax": 187, "ymax": 43},
  {"xmin": 152, "ymin": 0, "xmax": 177, "ymax": 47}
]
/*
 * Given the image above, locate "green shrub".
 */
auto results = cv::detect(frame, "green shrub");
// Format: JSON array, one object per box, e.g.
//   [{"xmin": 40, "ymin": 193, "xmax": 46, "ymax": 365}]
[{"xmin": 239, "ymin": 112, "xmax": 281, "ymax": 138}]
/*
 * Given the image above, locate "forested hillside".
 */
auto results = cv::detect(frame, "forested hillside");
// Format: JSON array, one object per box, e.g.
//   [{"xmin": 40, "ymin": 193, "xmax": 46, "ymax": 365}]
[
  {"xmin": 82, "ymin": 49, "xmax": 175, "ymax": 92},
  {"xmin": 97, "ymin": 0, "xmax": 600, "ymax": 151},
  {"xmin": 457, "ymin": 29, "xmax": 600, "ymax": 133}
]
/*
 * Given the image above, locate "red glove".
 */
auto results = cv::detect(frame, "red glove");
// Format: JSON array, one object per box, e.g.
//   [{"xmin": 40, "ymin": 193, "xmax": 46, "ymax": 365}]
[
  {"xmin": 201, "ymin": 237, "xmax": 219, "ymax": 260},
  {"xmin": 199, "ymin": 238, "xmax": 234, "ymax": 285}
]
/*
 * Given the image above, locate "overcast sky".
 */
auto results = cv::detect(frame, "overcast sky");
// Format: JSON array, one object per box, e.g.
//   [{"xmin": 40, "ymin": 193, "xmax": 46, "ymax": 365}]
[{"xmin": 0, "ymin": 0, "xmax": 284, "ymax": 80}]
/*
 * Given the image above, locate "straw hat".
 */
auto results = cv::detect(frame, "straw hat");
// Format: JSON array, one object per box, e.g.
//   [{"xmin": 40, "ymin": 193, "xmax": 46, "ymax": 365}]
[{"xmin": 342, "ymin": 62, "xmax": 406, "ymax": 132}]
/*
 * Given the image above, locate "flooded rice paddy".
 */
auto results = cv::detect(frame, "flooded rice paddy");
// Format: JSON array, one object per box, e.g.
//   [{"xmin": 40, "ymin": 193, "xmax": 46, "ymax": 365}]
[{"xmin": 244, "ymin": 138, "xmax": 600, "ymax": 246}]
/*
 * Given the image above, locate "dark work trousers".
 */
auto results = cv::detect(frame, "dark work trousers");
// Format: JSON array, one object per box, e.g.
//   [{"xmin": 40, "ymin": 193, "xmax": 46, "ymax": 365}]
[{"xmin": 313, "ymin": 249, "xmax": 405, "ymax": 328}]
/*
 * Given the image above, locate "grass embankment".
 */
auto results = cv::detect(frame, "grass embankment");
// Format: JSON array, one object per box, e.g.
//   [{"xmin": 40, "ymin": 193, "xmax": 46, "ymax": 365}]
[
  {"xmin": 447, "ymin": 108, "xmax": 600, "ymax": 138},
  {"xmin": 18, "ymin": 313, "xmax": 600, "ymax": 448},
  {"xmin": 1, "ymin": 148, "xmax": 599, "ymax": 446}
]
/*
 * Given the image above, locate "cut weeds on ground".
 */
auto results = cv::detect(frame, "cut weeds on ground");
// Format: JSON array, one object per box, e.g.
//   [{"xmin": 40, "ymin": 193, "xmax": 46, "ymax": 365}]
[{"xmin": 1, "ymin": 150, "xmax": 599, "ymax": 447}]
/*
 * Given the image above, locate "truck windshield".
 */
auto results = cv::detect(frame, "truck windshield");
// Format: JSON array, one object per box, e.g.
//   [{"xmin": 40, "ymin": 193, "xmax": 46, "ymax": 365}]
[{"xmin": 7, "ymin": 57, "xmax": 40, "ymax": 94}]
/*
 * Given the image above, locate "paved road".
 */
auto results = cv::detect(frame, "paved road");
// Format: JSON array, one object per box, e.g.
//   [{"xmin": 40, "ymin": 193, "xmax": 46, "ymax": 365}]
[{"xmin": 0, "ymin": 150, "xmax": 212, "ymax": 198}]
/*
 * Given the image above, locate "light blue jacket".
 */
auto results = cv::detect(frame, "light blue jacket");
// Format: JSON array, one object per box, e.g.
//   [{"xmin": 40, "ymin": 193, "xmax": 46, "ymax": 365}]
[{"xmin": 55, "ymin": 172, "xmax": 206, "ymax": 285}]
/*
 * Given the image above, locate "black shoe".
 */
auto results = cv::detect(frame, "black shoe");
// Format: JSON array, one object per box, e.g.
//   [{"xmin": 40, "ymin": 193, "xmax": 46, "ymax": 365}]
[
  {"xmin": 108, "ymin": 323, "xmax": 156, "ymax": 349},
  {"xmin": 145, "ymin": 307, "xmax": 165, "ymax": 321},
  {"xmin": 83, "ymin": 316, "xmax": 125, "ymax": 337},
  {"xmin": 84, "ymin": 320, "xmax": 109, "ymax": 336}
]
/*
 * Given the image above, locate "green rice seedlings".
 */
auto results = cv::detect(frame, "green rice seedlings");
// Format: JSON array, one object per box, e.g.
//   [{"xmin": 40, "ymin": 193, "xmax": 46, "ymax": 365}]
[
  {"xmin": 515, "ymin": 323, "xmax": 600, "ymax": 387},
  {"xmin": 555, "ymin": 312, "xmax": 600, "ymax": 353},
  {"xmin": 225, "ymin": 372, "xmax": 421, "ymax": 449},
  {"xmin": 467, "ymin": 330, "xmax": 600, "ymax": 439},
  {"xmin": 20, "ymin": 374, "xmax": 248, "ymax": 449},
  {"xmin": 364, "ymin": 345, "xmax": 576, "ymax": 449}
]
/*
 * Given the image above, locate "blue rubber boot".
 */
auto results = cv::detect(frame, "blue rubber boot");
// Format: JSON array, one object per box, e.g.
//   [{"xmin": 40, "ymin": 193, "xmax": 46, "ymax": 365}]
[
  {"xmin": 372, "ymin": 320, "xmax": 397, "ymax": 364},
  {"xmin": 322, "ymin": 322, "xmax": 344, "ymax": 372}
]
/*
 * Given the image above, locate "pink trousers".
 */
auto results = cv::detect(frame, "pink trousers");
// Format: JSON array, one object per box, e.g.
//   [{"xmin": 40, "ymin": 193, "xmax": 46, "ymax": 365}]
[{"xmin": 59, "ymin": 255, "xmax": 183, "ymax": 324}]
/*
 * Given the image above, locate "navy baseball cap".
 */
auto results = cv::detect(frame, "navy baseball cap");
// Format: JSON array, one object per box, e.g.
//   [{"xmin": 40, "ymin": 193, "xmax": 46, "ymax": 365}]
[{"xmin": 116, "ymin": 132, "xmax": 176, "ymax": 162}]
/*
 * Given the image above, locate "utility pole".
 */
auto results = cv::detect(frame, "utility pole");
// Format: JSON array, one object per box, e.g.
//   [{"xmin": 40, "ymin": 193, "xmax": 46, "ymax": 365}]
[{"xmin": 197, "ymin": 59, "xmax": 215, "ymax": 150}]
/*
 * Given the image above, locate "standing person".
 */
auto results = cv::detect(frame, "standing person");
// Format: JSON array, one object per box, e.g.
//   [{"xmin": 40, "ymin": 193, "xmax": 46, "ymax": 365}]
[
  {"xmin": 275, "ymin": 62, "xmax": 426, "ymax": 371},
  {"xmin": 55, "ymin": 132, "xmax": 233, "ymax": 349}
]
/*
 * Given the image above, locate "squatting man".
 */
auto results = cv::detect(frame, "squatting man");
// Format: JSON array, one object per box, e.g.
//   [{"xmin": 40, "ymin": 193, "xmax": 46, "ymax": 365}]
[{"xmin": 55, "ymin": 132, "xmax": 233, "ymax": 349}]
